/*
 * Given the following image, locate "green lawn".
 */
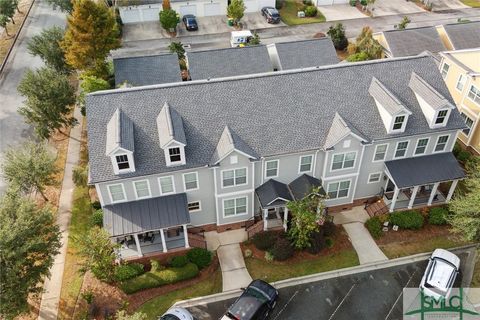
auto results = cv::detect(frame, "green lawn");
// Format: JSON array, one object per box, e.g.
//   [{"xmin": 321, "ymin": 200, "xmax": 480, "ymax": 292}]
[
  {"xmin": 245, "ymin": 249, "xmax": 359, "ymax": 283},
  {"xmin": 469, "ymin": 249, "xmax": 480, "ymax": 287},
  {"xmin": 460, "ymin": 0, "xmax": 480, "ymax": 7},
  {"xmin": 136, "ymin": 269, "xmax": 223, "ymax": 320},
  {"xmin": 279, "ymin": 0, "xmax": 326, "ymax": 26}
]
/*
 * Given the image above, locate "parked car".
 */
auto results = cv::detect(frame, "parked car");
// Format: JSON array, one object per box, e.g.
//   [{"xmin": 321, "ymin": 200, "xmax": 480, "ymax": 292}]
[
  {"xmin": 221, "ymin": 280, "xmax": 278, "ymax": 320},
  {"xmin": 182, "ymin": 14, "xmax": 198, "ymax": 31},
  {"xmin": 420, "ymin": 249, "xmax": 460, "ymax": 300},
  {"xmin": 159, "ymin": 307, "xmax": 195, "ymax": 320},
  {"xmin": 230, "ymin": 30, "xmax": 253, "ymax": 47},
  {"xmin": 261, "ymin": 7, "xmax": 280, "ymax": 24}
]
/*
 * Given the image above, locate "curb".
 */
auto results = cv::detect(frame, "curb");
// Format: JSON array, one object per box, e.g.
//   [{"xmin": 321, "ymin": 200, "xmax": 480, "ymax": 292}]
[
  {"xmin": 174, "ymin": 243, "xmax": 478, "ymax": 308},
  {"xmin": 0, "ymin": 0, "xmax": 36, "ymax": 76}
]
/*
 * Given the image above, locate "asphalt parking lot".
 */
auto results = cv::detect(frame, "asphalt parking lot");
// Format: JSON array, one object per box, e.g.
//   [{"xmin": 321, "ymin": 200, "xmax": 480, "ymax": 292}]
[{"xmin": 186, "ymin": 251, "xmax": 472, "ymax": 320}]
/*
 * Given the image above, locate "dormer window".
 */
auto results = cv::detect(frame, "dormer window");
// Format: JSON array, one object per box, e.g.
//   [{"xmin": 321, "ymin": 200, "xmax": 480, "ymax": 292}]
[
  {"xmin": 393, "ymin": 116, "xmax": 405, "ymax": 131},
  {"xmin": 106, "ymin": 109, "xmax": 135, "ymax": 175},
  {"xmin": 169, "ymin": 147, "xmax": 182, "ymax": 163},
  {"xmin": 116, "ymin": 155, "xmax": 130, "ymax": 170},
  {"xmin": 435, "ymin": 110, "xmax": 448, "ymax": 125}
]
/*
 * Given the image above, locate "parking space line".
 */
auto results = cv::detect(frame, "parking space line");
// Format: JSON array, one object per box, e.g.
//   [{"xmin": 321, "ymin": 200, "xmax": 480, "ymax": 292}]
[
  {"xmin": 384, "ymin": 270, "xmax": 418, "ymax": 320},
  {"xmin": 273, "ymin": 290, "xmax": 299, "ymax": 320},
  {"xmin": 327, "ymin": 283, "xmax": 356, "ymax": 320}
]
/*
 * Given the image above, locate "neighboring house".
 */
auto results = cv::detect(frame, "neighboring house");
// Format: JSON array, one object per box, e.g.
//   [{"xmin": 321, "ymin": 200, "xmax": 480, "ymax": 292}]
[
  {"xmin": 187, "ymin": 46, "xmax": 272, "ymax": 80},
  {"xmin": 113, "ymin": 53, "xmax": 182, "ymax": 87},
  {"xmin": 118, "ymin": 0, "xmax": 274, "ymax": 22},
  {"xmin": 266, "ymin": 38, "xmax": 338, "ymax": 71},
  {"xmin": 376, "ymin": 26, "xmax": 446, "ymax": 58},
  {"xmin": 439, "ymin": 48, "xmax": 480, "ymax": 154},
  {"xmin": 86, "ymin": 54, "xmax": 466, "ymax": 259},
  {"xmin": 437, "ymin": 21, "xmax": 480, "ymax": 51}
]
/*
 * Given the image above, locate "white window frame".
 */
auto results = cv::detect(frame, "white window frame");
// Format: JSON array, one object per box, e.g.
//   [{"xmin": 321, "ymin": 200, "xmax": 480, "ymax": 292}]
[
  {"xmin": 456, "ymin": 74, "xmax": 466, "ymax": 92},
  {"xmin": 222, "ymin": 197, "xmax": 248, "ymax": 218},
  {"xmin": 158, "ymin": 176, "xmax": 176, "ymax": 195},
  {"xmin": 108, "ymin": 183, "xmax": 126, "ymax": 203},
  {"xmin": 391, "ymin": 115, "xmax": 407, "ymax": 132},
  {"xmin": 433, "ymin": 109, "xmax": 449, "ymax": 127},
  {"xmin": 433, "ymin": 135, "xmax": 449, "ymax": 153},
  {"xmin": 372, "ymin": 144, "xmax": 388, "ymax": 162},
  {"xmin": 164, "ymin": 145, "xmax": 186, "ymax": 167},
  {"xmin": 265, "ymin": 160, "xmax": 279, "ymax": 178},
  {"xmin": 326, "ymin": 180, "xmax": 351, "ymax": 200},
  {"xmin": 298, "ymin": 155, "xmax": 314, "ymax": 173},
  {"xmin": 467, "ymin": 85, "xmax": 480, "ymax": 105},
  {"xmin": 441, "ymin": 62, "xmax": 449, "ymax": 79},
  {"xmin": 133, "ymin": 179, "xmax": 151, "ymax": 200},
  {"xmin": 183, "ymin": 172, "xmax": 199, "ymax": 191},
  {"xmin": 221, "ymin": 167, "xmax": 248, "ymax": 188},
  {"xmin": 460, "ymin": 113, "xmax": 474, "ymax": 137},
  {"xmin": 115, "ymin": 154, "xmax": 130, "ymax": 172},
  {"xmin": 187, "ymin": 201, "xmax": 201, "ymax": 212},
  {"xmin": 331, "ymin": 151, "xmax": 357, "ymax": 171},
  {"xmin": 414, "ymin": 138, "xmax": 430, "ymax": 156},
  {"xmin": 367, "ymin": 172, "xmax": 382, "ymax": 184},
  {"xmin": 393, "ymin": 140, "xmax": 409, "ymax": 159}
]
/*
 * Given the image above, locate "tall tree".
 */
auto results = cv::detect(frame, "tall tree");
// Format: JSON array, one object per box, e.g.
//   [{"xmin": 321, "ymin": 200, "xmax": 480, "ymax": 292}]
[
  {"xmin": 162, "ymin": 0, "xmax": 171, "ymax": 10},
  {"xmin": 0, "ymin": 14, "xmax": 10, "ymax": 36},
  {"xmin": 62, "ymin": 0, "xmax": 120, "ymax": 77},
  {"xmin": 168, "ymin": 41, "xmax": 185, "ymax": 60},
  {"xmin": 327, "ymin": 23, "xmax": 348, "ymax": 51},
  {"xmin": 77, "ymin": 74, "xmax": 111, "ymax": 115},
  {"xmin": 27, "ymin": 26, "xmax": 71, "ymax": 74},
  {"xmin": 2, "ymin": 142, "xmax": 58, "ymax": 201},
  {"xmin": 0, "ymin": 0, "xmax": 16, "ymax": 24},
  {"xmin": 45, "ymin": 0, "xmax": 73, "ymax": 13},
  {"xmin": 347, "ymin": 26, "xmax": 383, "ymax": 61},
  {"xmin": 159, "ymin": 8, "xmax": 178, "ymax": 32},
  {"xmin": 18, "ymin": 67, "xmax": 76, "ymax": 139},
  {"xmin": 227, "ymin": 0, "xmax": 246, "ymax": 26},
  {"xmin": 0, "ymin": 194, "xmax": 61, "ymax": 320}
]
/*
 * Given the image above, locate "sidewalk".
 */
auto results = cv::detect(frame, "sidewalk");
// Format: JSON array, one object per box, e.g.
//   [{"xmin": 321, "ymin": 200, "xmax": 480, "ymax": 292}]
[{"xmin": 38, "ymin": 107, "xmax": 83, "ymax": 320}]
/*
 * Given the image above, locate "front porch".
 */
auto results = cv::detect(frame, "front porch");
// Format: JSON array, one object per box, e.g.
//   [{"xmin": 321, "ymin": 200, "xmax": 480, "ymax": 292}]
[{"xmin": 383, "ymin": 183, "xmax": 448, "ymax": 211}]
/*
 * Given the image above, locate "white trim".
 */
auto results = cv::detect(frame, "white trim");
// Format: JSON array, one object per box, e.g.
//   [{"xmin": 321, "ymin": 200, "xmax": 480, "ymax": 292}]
[
  {"xmin": 221, "ymin": 167, "xmax": 248, "ymax": 189},
  {"xmin": 213, "ymin": 167, "xmax": 219, "ymax": 225},
  {"xmin": 413, "ymin": 137, "xmax": 430, "ymax": 156},
  {"xmin": 441, "ymin": 62, "xmax": 450, "ymax": 79},
  {"xmin": 393, "ymin": 140, "xmax": 410, "ymax": 159},
  {"xmin": 182, "ymin": 171, "xmax": 199, "ymax": 191},
  {"xmin": 222, "ymin": 196, "xmax": 249, "ymax": 219},
  {"xmin": 133, "ymin": 179, "xmax": 152, "ymax": 200},
  {"xmin": 158, "ymin": 175, "xmax": 176, "ymax": 195},
  {"xmin": 372, "ymin": 143, "xmax": 389, "ymax": 163},
  {"xmin": 326, "ymin": 179, "xmax": 352, "ymax": 200},
  {"xmin": 260, "ymin": 158, "xmax": 265, "ymax": 184},
  {"xmin": 165, "ymin": 145, "xmax": 186, "ymax": 167},
  {"xmin": 322, "ymin": 150, "xmax": 328, "ymax": 179},
  {"xmin": 215, "ymin": 189, "xmax": 255, "ymax": 198},
  {"xmin": 251, "ymin": 161, "xmax": 255, "ymax": 215},
  {"xmin": 95, "ymin": 184, "xmax": 105, "ymax": 206},
  {"xmin": 264, "ymin": 159, "xmax": 279, "ymax": 178},
  {"xmin": 433, "ymin": 134, "xmax": 450, "ymax": 153},
  {"xmin": 367, "ymin": 172, "xmax": 382, "ymax": 184},
  {"xmin": 430, "ymin": 109, "xmax": 451, "ymax": 129},
  {"xmin": 312, "ymin": 150, "xmax": 319, "ymax": 177},
  {"xmin": 330, "ymin": 151, "xmax": 357, "ymax": 172},
  {"xmin": 266, "ymin": 197, "xmax": 290, "ymax": 206},
  {"xmin": 466, "ymin": 84, "xmax": 480, "ymax": 106},
  {"xmin": 390, "ymin": 113, "xmax": 409, "ymax": 134},
  {"xmin": 107, "ymin": 183, "xmax": 127, "ymax": 203},
  {"xmin": 187, "ymin": 200, "xmax": 202, "ymax": 212},
  {"xmin": 212, "ymin": 148, "xmax": 256, "ymax": 165},
  {"xmin": 455, "ymin": 74, "xmax": 466, "ymax": 92},
  {"xmin": 322, "ymin": 172, "xmax": 359, "ymax": 181},
  {"xmin": 298, "ymin": 154, "xmax": 314, "ymax": 173}
]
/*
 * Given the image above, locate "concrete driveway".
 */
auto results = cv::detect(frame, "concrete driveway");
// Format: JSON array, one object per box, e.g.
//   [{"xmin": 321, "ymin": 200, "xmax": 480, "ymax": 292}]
[
  {"xmin": 432, "ymin": 0, "xmax": 469, "ymax": 11},
  {"xmin": 372, "ymin": 0, "xmax": 425, "ymax": 17},
  {"xmin": 319, "ymin": 4, "xmax": 367, "ymax": 21}
]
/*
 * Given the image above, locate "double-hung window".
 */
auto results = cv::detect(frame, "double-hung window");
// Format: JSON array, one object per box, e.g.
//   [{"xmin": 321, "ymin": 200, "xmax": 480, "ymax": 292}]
[
  {"xmin": 368, "ymin": 173, "xmax": 382, "ymax": 183},
  {"xmin": 435, "ymin": 135, "xmax": 449, "ymax": 152},
  {"xmin": 116, "ymin": 155, "xmax": 130, "ymax": 170},
  {"xmin": 373, "ymin": 144, "xmax": 388, "ymax": 162},
  {"xmin": 461, "ymin": 113, "xmax": 474, "ymax": 136},
  {"xmin": 435, "ymin": 110, "xmax": 448, "ymax": 125},
  {"xmin": 441, "ymin": 63, "xmax": 449, "ymax": 79},
  {"xmin": 168, "ymin": 147, "xmax": 182, "ymax": 163},
  {"xmin": 468, "ymin": 85, "xmax": 480, "ymax": 105},
  {"xmin": 159, "ymin": 176, "xmax": 175, "ymax": 194},
  {"xmin": 265, "ymin": 160, "xmax": 279, "ymax": 177},
  {"xmin": 108, "ymin": 184, "xmax": 126, "ymax": 203},
  {"xmin": 223, "ymin": 197, "xmax": 247, "ymax": 217},
  {"xmin": 331, "ymin": 152, "xmax": 356, "ymax": 170},
  {"xmin": 456, "ymin": 75, "xmax": 466, "ymax": 91},
  {"xmin": 183, "ymin": 172, "xmax": 199, "ymax": 191},
  {"xmin": 222, "ymin": 168, "xmax": 247, "ymax": 187},
  {"xmin": 394, "ymin": 141, "xmax": 409, "ymax": 158},
  {"xmin": 299, "ymin": 155, "xmax": 313, "ymax": 173},
  {"xmin": 327, "ymin": 181, "xmax": 350, "ymax": 199},
  {"xmin": 414, "ymin": 138, "xmax": 429, "ymax": 155},
  {"xmin": 134, "ymin": 180, "xmax": 150, "ymax": 199},
  {"xmin": 393, "ymin": 116, "xmax": 405, "ymax": 131}
]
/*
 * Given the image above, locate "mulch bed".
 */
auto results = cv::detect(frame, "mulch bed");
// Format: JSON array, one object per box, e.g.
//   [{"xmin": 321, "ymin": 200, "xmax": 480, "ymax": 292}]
[{"xmin": 375, "ymin": 224, "xmax": 461, "ymax": 246}]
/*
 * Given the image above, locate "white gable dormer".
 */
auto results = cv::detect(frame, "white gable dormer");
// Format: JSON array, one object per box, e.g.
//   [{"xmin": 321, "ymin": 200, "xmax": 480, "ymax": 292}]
[
  {"xmin": 409, "ymin": 72, "xmax": 455, "ymax": 129},
  {"xmin": 369, "ymin": 77, "xmax": 412, "ymax": 134},
  {"xmin": 157, "ymin": 102, "xmax": 187, "ymax": 167},
  {"xmin": 106, "ymin": 108, "xmax": 136, "ymax": 175}
]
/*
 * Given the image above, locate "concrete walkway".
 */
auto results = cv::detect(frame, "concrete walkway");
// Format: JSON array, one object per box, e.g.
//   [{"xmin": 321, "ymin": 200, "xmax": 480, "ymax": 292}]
[
  {"xmin": 38, "ymin": 107, "xmax": 83, "ymax": 320},
  {"xmin": 334, "ymin": 206, "xmax": 388, "ymax": 265}
]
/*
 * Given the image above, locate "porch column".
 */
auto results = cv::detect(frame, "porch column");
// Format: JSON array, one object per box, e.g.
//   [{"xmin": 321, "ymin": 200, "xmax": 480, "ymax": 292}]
[
  {"xmin": 446, "ymin": 180, "xmax": 459, "ymax": 202},
  {"xmin": 408, "ymin": 186, "xmax": 419, "ymax": 209},
  {"xmin": 389, "ymin": 186, "xmax": 400, "ymax": 213},
  {"xmin": 283, "ymin": 207, "xmax": 288, "ymax": 232},
  {"xmin": 133, "ymin": 233, "xmax": 143, "ymax": 257},
  {"xmin": 263, "ymin": 208, "xmax": 268, "ymax": 231},
  {"xmin": 427, "ymin": 182, "xmax": 440, "ymax": 206},
  {"xmin": 183, "ymin": 224, "xmax": 190, "ymax": 248},
  {"xmin": 160, "ymin": 228, "xmax": 167, "ymax": 253}
]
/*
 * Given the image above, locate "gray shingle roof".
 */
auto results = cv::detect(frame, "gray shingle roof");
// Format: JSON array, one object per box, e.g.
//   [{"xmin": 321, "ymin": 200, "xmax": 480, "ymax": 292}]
[
  {"xmin": 274, "ymin": 38, "xmax": 339, "ymax": 70},
  {"xmin": 113, "ymin": 53, "xmax": 181, "ymax": 87},
  {"xmin": 409, "ymin": 72, "xmax": 455, "ymax": 111},
  {"xmin": 86, "ymin": 55, "xmax": 466, "ymax": 184},
  {"xmin": 255, "ymin": 179, "xmax": 293, "ymax": 208},
  {"xmin": 369, "ymin": 77, "xmax": 411, "ymax": 115},
  {"xmin": 383, "ymin": 27, "xmax": 446, "ymax": 57},
  {"xmin": 187, "ymin": 45, "xmax": 272, "ymax": 80},
  {"xmin": 324, "ymin": 113, "xmax": 368, "ymax": 149},
  {"xmin": 288, "ymin": 174, "xmax": 325, "ymax": 200},
  {"xmin": 385, "ymin": 152, "xmax": 465, "ymax": 188},
  {"xmin": 103, "ymin": 193, "xmax": 190, "ymax": 237},
  {"xmin": 210, "ymin": 126, "xmax": 259, "ymax": 164},
  {"xmin": 156, "ymin": 102, "xmax": 187, "ymax": 148},
  {"xmin": 443, "ymin": 21, "xmax": 480, "ymax": 50},
  {"xmin": 106, "ymin": 108, "xmax": 134, "ymax": 155}
]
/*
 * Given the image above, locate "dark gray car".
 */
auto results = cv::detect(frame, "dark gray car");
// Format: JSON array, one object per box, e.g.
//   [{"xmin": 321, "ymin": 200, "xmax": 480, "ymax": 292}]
[{"xmin": 261, "ymin": 7, "xmax": 280, "ymax": 24}]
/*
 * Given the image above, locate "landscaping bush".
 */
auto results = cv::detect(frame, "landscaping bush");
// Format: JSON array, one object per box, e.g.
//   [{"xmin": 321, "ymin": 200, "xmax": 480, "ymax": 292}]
[
  {"xmin": 322, "ymin": 221, "xmax": 336, "ymax": 237},
  {"xmin": 271, "ymin": 237, "xmax": 294, "ymax": 261},
  {"xmin": 365, "ymin": 216, "xmax": 382, "ymax": 239},
  {"xmin": 91, "ymin": 200, "xmax": 101, "ymax": 210},
  {"xmin": 264, "ymin": 251, "xmax": 274, "ymax": 262},
  {"xmin": 453, "ymin": 142, "xmax": 462, "ymax": 157},
  {"xmin": 170, "ymin": 255, "xmax": 189, "ymax": 268},
  {"xmin": 302, "ymin": 0, "xmax": 313, "ymax": 5},
  {"xmin": 150, "ymin": 259, "xmax": 165, "ymax": 272},
  {"xmin": 252, "ymin": 231, "xmax": 278, "ymax": 251},
  {"xmin": 275, "ymin": 0, "xmax": 284, "ymax": 9},
  {"xmin": 304, "ymin": 6, "xmax": 317, "ymax": 17},
  {"xmin": 121, "ymin": 263, "xmax": 199, "ymax": 294},
  {"xmin": 114, "ymin": 263, "xmax": 145, "ymax": 282},
  {"xmin": 307, "ymin": 230, "xmax": 326, "ymax": 254},
  {"xmin": 457, "ymin": 150, "xmax": 472, "ymax": 163},
  {"xmin": 360, "ymin": 0, "xmax": 367, "ymax": 5},
  {"xmin": 186, "ymin": 247, "xmax": 212, "ymax": 269},
  {"xmin": 388, "ymin": 210, "xmax": 424, "ymax": 230},
  {"xmin": 90, "ymin": 209, "xmax": 103, "ymax": 227},
  {"xmin": 428, "ymin": 207, "xmax": 449, "ymax": 225},
  {"xmin": 325, "ymin": 237, "xmax": 334, "ymax": 248},
  {"xmin": 349, "ymin": 0, "xmax": 357, "ymax": 6}
]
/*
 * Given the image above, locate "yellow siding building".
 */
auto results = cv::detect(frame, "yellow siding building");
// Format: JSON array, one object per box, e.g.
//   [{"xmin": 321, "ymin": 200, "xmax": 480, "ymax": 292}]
[{"xmin": 439, "ymin": 48, "xmax": 480, "ymax": 154}]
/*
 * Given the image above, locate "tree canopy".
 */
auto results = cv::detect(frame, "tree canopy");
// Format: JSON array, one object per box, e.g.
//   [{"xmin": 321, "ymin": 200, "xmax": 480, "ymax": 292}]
[
  {"xmin": 77, "ymin": 74, "xmax": 111, "ymax": 115},
  {"xmin": 227, "ymin": 0, "xmax": 246, "ymax": 25},
  {"xmin": 27, "ymin": 26, "xmax": 71, "ymax": 74},
  {"xmin": 347, "ymin": 26, "xmax": 383, "ymax": 61},
  {"xmin": 46, "ymin": 0, "xmax": 73, "ymax": 13},
  {"xmin": 0, "ymin": 0, "xmax": 16, "ymax": 25},
  {"xmin": 327, "ymin": 23, "xmax": 348, "ymax": 50},
  {"xmin": 159, "ymin": 9, "xmax": 178, "ymax": 31},
  {"xmin": 0, "ymin": 194, "xmax": 61, "ymax": 320}
]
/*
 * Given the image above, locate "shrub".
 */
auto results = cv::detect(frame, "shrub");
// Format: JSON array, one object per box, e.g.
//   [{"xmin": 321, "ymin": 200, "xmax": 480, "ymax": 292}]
[
  {"xmin": 325, "ymin": 237, "xmax": 334, "ymax": 248},
  {"xmin": 304, "ymin": 6, "xmax": 317, "ymax": 17},
  {"xmin": 121, "ymin": 263, "xmax": 199, "ymax": 294},
  {"xmin": 428, "ymin": 207, "xmax": 449, "ymax": 225},
  {"xmin": 457, "ymin": 150, "xmax": 472, "ymax": 163},
  {"xmin": 360, "ymin": 0, "xmax": 367, "ymax": 5},
  {"xmin": 322, "ymin": 221, "xmax": 336, "ymax": 237},
  {"xmin": 349, "ymin": 0, "xmax": 357, "ymax": 6},
  {"xmin": 307, "ymin": 230, "xmax": 326, "ymax": 254},
  {"xmin": 244, "ymin": 249, "xmax": 252, "ymax": 258},
  {"xmin": 271, "ymin": 237, "xmax": 294, "ymax": 261},
  {"xmin": 159, "ymin": 9, "xmax": 178, "ymax": 31},
  {"xmin": 264, "ymin": 251, "xmax": 274, "ymax": 262},
  {"xmin": 150, "ymin": 259, "xmax": 164, "ymax": 272},
  {"xmin": 388, "ymin": 210, "xmax": 424, "ymax": 230},
  {"xmin": 72, "ymin": 165, "xmax": 88, "ymax": 187},
  {"xmin": 114, "ymin": 263, "xmax": 145, "ymax": 282},
  {"xmin": 170, "ymin": 255, "xmax": 189, "ymax": 268},
  {"xmin": 453, "ymin": 142, "xmax": 462, "ymax": 157},
  {"xmin": 365, "ymin": 216, "xmax": 382, "ymax": 239},
  {"xmin": 303, "ymin": 0, "xmax": 313, "ymax": 5},
  {"xmin": 186, "ymin": 247, "xmax": 212, "ymax": 269},
  {"xmin": 90, "ymin": 209, "xmax": 103, "ymax": 227},
  {"xmin": 346, "ymin": 51, "xmax": 370, "ymax": 62},
  {"xmin": 252, "ymin": 231, "xmax": 278, "ymax": 251},
  {"xmin": 275, "ymin": 0, "xmax": 284, "ymax": 9},
  {"xmin": 91, "ymin": 200, "xmax": 101, "ymax": 210}
]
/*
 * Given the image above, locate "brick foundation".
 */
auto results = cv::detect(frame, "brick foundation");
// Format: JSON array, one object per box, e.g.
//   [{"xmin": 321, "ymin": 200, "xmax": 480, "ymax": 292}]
[
  {"xmin": 327, "ymin": 196, "xmax": 376, "ymax": 214},
  {"xmin": 126, "ymin": 247, "xmax": 191, "ymax": 267}
]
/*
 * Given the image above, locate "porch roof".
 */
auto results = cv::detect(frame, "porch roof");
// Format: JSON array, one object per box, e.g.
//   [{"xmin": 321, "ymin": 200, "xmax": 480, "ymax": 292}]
[
  {"xmin": 103, "ymin": 193, "xmax": 190, "ymax": 237},
  {"xmin": 255, "ymin": 179, "xmax": 293, "ymax": 209},
  {"xmin": 384, "ymin": 152, "xmax": 465, "ymax": 189},
  {"xmin": 288, "ymin": 174, "xmax": 325, "ymax": 200}
]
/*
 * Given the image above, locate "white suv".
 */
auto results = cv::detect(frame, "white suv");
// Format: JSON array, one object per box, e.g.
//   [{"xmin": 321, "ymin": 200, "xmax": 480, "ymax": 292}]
[
  {"xmin": 420, "ymin": 249, "xmax": 460, "ymax": 300},
  {"xmin": 159, "ymin": 307, "xmax": 195, "ymax": 320}
]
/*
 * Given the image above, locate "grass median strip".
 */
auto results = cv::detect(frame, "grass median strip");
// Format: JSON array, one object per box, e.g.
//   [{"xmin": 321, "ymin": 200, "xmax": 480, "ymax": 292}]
[
  {"xmin": 280, "ymin": 0, "xmax": 326, "ymax": 26},
  {"xmin": 460, "ymin": 0, "xmax": 480, "ymax": 8}
]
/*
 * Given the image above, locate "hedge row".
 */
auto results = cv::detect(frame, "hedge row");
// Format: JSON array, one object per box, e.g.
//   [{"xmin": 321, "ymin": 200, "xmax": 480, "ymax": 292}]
[
  {"xmin": 388, "ymin": 210, "xmax": 424, "ymax": 230},
  {"xmin": 365, "ymin": 216, "xmax": 382, "ymax": 239}
]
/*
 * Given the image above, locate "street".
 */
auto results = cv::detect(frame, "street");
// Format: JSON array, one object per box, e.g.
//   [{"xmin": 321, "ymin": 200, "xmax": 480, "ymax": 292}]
[{"xmin": 186, "ymin": 249, "xmax": 476, "ymax": 320}]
